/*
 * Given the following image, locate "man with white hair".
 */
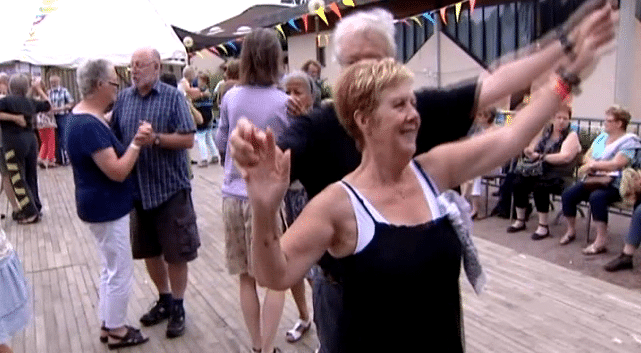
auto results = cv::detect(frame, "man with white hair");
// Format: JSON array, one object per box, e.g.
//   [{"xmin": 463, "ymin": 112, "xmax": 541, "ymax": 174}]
[
  {"xmin": 110, "ymin": 47, "xmax": 198, "ymax": 339},
  {"xmin": 48, "ymin": 75, "xmax": 73, "ymax": 166},
  {"xmin": 231, "ymin": 3, "xmax": 616, "ymax": 352}
]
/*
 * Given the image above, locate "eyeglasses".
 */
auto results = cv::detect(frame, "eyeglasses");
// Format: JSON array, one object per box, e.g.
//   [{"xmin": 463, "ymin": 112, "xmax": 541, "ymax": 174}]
[{"xmin": 129, "ymin": 61, "xmax": 155, "ymax": 70}]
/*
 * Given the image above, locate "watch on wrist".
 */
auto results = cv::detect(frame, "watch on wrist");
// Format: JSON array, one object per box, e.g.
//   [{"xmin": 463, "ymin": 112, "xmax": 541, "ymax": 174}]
[{"xmin": 153, "ymin": 133, "xmax": 161, "ymax": 146}]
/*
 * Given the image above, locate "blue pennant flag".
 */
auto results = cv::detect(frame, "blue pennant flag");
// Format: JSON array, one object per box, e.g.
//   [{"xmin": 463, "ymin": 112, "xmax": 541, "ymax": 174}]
[{"xmin": 288, "ymin": 19, "xmax": 301, "ymax": 32}]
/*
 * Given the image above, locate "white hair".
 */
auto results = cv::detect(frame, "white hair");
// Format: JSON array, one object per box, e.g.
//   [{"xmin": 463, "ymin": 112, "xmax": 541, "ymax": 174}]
[
  {"xmin": 281, "ymin": 70, "xmax": 320, "ymax": 107},
  {"xmin": 76, "ymin": 58, "xmax": 113, "ymax": 98},
  {"xmin": 332, "ymin": 8, "xmax": 396, "ymax": 66}
]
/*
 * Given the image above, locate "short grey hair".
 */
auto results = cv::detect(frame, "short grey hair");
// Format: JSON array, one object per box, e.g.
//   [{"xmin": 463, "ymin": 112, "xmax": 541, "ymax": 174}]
[
  {"xmin": 76, "ymin": 58, "xmax": 113, "ymax": 97},
  {"xmin": 281, "ymin": 70, "xmax": 319, "ymax": 107},
  {"xmin": 333, "ymin": 8, "xmax": 396, "ymax": 66},
  {"xmin": 9, "ymin": 74, "xmax": 30, "ymax": 96},
  {"xmin": 182, "ymin": 66, "xmax": 196, "ymax": 79}
]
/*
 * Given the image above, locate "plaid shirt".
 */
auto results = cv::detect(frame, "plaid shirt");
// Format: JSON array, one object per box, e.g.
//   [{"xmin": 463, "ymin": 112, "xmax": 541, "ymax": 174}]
[
  {"xmin": 47, "ymin": 86, "xmax": 73, "ymax": 114},
  {"xmin": 111, "ymin": 80, "xmax": 195, "ymax": 210}
]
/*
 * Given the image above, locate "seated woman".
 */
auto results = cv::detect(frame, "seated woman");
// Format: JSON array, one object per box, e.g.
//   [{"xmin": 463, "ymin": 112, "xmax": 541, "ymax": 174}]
[
  {"xmin": 560, "ymin": 106, "xmax": 641, "ymax": 254},
  {"xmin": 235, "ymin": 13, "xmax": 613, "ymax": 348},
  {"xmin": 603, "ymin": 169, "xmax": 641, "ymax": 271},
  {"xmin": 507, "ymin": 104, "xmax": 581, "ymax": 239}
]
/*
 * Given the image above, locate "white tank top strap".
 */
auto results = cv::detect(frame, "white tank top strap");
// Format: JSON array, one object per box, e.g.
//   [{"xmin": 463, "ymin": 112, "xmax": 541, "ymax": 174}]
[
  {"xmin": 340, "ymin": 181, "xmax": 378, "ymax": 254},
  {"xmin": 410, "ymin": 160, "xmax": 443, "ymax": 219}
]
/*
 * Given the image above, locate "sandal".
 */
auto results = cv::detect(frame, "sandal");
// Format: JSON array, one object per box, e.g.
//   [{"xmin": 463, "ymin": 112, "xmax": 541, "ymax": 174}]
[
  {"xmin": 582, "ymin": 243, "xmax": 607, "ymax": 256},
  {"xmin": 100, "ymin": 324, "xmax": 109, "ymax": 343},
  {"xmin": 107, "ymin": 325, "xmax": 149, "ymax": 350},
  {"xmin": 285, "ymin": 319, "xmax": 311, "ymax": 343},
  {"xmin": 559, "ymin": 233, "xmax": 576, "ymax": 245},
  {"xmin": 506, "ymin": 219, "xmax": 526, "ymax": 233},
  {"xmin": 531, "ymin": 224, "xmax": 550, "ymax": 240}
]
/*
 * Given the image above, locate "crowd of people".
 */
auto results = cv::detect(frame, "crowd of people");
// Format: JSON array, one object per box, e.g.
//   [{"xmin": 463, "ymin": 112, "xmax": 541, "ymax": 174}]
[{"xmin": 0, "ymin": 0, "xmax": 624, "ymax": 352}]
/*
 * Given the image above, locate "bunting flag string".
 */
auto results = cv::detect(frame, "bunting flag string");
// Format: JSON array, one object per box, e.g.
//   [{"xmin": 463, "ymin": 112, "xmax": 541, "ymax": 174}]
[
  {"xmin": 207, "ymin": 0, "xmax": 479, "ymax": 58},
  {"xmin": 275, "ymin": 24, "xmax": 286, "ymax": 38},
  {"xmin": 288, "ymin": 19, "xmax": 301, "ymax": 32},
  {"xmin": 329, "ymin": 2, "xmax": 342, "ymax": 19},
  {"xmin": 315, "ymin": 7, "xmax": 329, "ymax": 26}
]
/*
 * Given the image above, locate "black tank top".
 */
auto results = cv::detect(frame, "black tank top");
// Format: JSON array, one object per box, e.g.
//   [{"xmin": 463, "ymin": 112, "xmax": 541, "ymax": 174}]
[{"xmin": 335, "ymin": 161, "xmax": 464, "ymax": 352}]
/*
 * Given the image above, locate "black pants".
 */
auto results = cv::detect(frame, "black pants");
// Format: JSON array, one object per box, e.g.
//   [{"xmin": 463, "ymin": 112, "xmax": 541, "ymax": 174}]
[
  {"xmin": 2, "ymin": 130, "xmax": 41, "ymax": 216},
  {"xmin": 512, "ymin": 175, "xmax": 565, "ymax": 213}
]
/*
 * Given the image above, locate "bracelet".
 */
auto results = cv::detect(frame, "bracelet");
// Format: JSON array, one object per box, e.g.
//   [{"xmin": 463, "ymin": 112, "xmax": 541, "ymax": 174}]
[
  {"xmin": 129, "ymin": 142, "xmax": 141, "ymax": 150},
  {"xmin": 556, "ymin": 66, "xmax": 582, "ymax": 95},
  {"xmin": 553, "ymin": 77, "xmax": 571, "ymax": 102}
]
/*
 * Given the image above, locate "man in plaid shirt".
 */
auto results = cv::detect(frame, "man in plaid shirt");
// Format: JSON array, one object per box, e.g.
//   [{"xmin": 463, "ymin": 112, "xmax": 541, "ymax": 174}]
[{"xmin": 47, "ymin": 75, "xmax": 73, "ymax": 165}]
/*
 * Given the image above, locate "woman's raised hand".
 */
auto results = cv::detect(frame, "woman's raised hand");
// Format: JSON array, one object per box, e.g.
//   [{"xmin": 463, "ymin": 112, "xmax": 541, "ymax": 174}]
[{"xmin": 239, "ymin": 125, "xmax": 291, "ymax": 214}]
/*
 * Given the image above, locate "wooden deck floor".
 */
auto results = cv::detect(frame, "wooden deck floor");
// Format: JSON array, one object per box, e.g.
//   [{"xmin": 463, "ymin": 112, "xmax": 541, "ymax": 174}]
[{"xmin": 3, "ymin": 165, "xmax": 641, "ymax": 352}]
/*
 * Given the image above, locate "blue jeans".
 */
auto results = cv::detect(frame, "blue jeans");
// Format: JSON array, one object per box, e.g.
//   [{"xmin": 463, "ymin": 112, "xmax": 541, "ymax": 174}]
[
  {"xmin": 312, "ymin": 271, "xmax": 344, "ymax": 353},
  {"xmin": 625, "ymin": 203, "xmax": 641, "ymax": 248},
  {"xmin": 562, "ymin": 182, "xmax": 620, "ymax": 223},
  {"xmin": 54, "ymin": 114, "xmax": 69, "ymax": 165}
]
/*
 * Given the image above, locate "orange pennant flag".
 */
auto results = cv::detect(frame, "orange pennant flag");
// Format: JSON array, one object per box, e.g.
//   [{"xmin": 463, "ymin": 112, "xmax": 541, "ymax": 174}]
[
  {"xmin": 302, "ymin": 13, "xmax": 309, "ymax": 32},
  {"xmin": 315, "ymin": 6, "xmax": 328, "ymax": 26},
  {"xmin": 455, "ymin": 2, "xmax": 461, "ymax": 22},
  {"xmin": 342, "ymin": 0, "xmax": 355, "ymax": 6},
  {"xmin": 470, "ymin": 0, "xmax": 476, "ymax": 14},
  {"xmin": 440, "ymin": 7, "xmax": 447, "ymax": 25},
  {"xmin": 329, "ymin": 2, "xmax": 342, "ymax": 19}
]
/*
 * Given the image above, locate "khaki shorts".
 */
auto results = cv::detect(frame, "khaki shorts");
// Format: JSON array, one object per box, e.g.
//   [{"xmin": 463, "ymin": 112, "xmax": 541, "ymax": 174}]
[{"xmin": 222, "ymin": 197, "xmax": 284, "ymax": 276}]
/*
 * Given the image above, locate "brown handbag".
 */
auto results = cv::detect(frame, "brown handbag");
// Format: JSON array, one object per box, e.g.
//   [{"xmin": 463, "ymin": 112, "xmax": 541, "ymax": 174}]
[{"xmin": 582, "ymin": 175, "xmax": 613, "ymax": 191}]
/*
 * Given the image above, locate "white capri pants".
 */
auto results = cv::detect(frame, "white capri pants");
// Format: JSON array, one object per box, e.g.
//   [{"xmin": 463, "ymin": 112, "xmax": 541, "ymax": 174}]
[{"xmin": 87, "ymin": 214, "xmax": 133, "ymax": 329}]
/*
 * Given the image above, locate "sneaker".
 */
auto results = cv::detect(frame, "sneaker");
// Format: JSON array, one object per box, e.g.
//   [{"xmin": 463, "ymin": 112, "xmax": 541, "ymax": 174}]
[
  {"xmin": 604, "ymin": 253, "xmax": 633, "ymax": 272},
  {"xmin": 140, "ymin": 300, "xmax": 171, "ymax": 327},
  {"xmin": 166, "ymin": 303, "xmax": 185, "ymax": 338}
]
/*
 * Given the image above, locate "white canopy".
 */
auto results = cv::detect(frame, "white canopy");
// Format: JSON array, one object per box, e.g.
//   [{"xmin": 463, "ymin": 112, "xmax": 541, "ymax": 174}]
[{"xmin": 2, "ymin": 0, "xmax": 186, "ymax": 67}]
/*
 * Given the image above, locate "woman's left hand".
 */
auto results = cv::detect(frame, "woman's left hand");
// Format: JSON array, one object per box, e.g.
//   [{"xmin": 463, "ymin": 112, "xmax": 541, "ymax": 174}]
[{"xmin": 240, "ymin": 127, "xmax": 291, "ymax": 214}]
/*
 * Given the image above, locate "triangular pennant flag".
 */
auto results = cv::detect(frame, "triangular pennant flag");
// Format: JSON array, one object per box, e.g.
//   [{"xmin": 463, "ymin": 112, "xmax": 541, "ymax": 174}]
[
  {"xmin": 400, "ymin": 18, "xmax": 410, "ymax": 26},
  {"xmin": 196, "ymin": 52, "xmax": 204, "ymax": 59},
  {"xmin": 315, "ymin": 7, "xmax": 328, "ymax": 26},
  {"xmin": 210, "ymin": 47, "xmax": 219, "ymax": 55},
  {"xmin": 455, "ymin": 2, "xmax": 462, "ymax": 22},
  {"xmin": 329, "ymin": 2, "xmax": 342, "ymax": 19},
  {"xmin": 228, "ymin": 42, "xmax": 237, "ymax": 52},
  {"xmin": 470, "ymin": 0, "xmax": 476, "ymax": 14},
  {"xmin": 288, "ymin": 19, "xmax": 301, "ymax": 32},
  {"xmin": 422, "ymin": 12, "xmax": 435, "ymax": 25},
  {"xmin": 440, "ymin": 7, "xmax": 447, "ymax": 25},
  {"xmin": 217, "ymin": 45, "xmax": 228, "ymax": 55},
  {"xmin": 342, "ymin": 0, "xmax": 355, "ymax": 6},
  {"xmin": 275, "ymin": 24, "xmax": 286, "ymax": 39},
  {"xmin": 411, "ymin": 16, "xmax": 422, "ymax": 27},
  {"xmin": 302, "ymin": 13, "xmax": 309, "ymax": 32}
]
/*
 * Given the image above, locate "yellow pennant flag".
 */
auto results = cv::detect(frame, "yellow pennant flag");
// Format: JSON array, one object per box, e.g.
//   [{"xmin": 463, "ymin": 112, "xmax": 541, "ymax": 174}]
[
  {"xmin": 217, "ymin": 45, "xmax": 228, "ymax": 55},
  {"xmin": 316, "ymin": 7, "xmax": 329, "ymax": 25},
  {"xmin": 455, "ymin": 2, "xmax": 462, "ymax": 22},
  {"xmin": 275, "ymin": 24, "xmax": 286, "ymax": 38},
  {"xmin": 411, "ymin": 16, "xmax": 422, "ymax": 27},
  {"xmin": 342, "ymin": 0, "xmax": 355, "ymax": 6},
  {"xmin": 196, "ymin": 52, "xmax": 204, "ymax": 58}
]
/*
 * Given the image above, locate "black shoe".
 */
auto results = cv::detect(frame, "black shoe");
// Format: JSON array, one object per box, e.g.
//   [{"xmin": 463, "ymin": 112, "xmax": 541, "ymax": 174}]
[
  {"xmin": 531, "ymin": 224, "xmax": 550, "ymax": 240},
  {"xmin": 140, "ymin": 300, "xmax": 171, "ymax": 327},
  {"xmin": 506, "ymin": 220, "xmax": 526, "ymax": 233},
  {"xmin": 604, "ymin": 253, "xmax": 633, "ymax": 272},
  {"xmin": 166, "ymin": 303, "xmax": 185, "ymax": 338}
]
